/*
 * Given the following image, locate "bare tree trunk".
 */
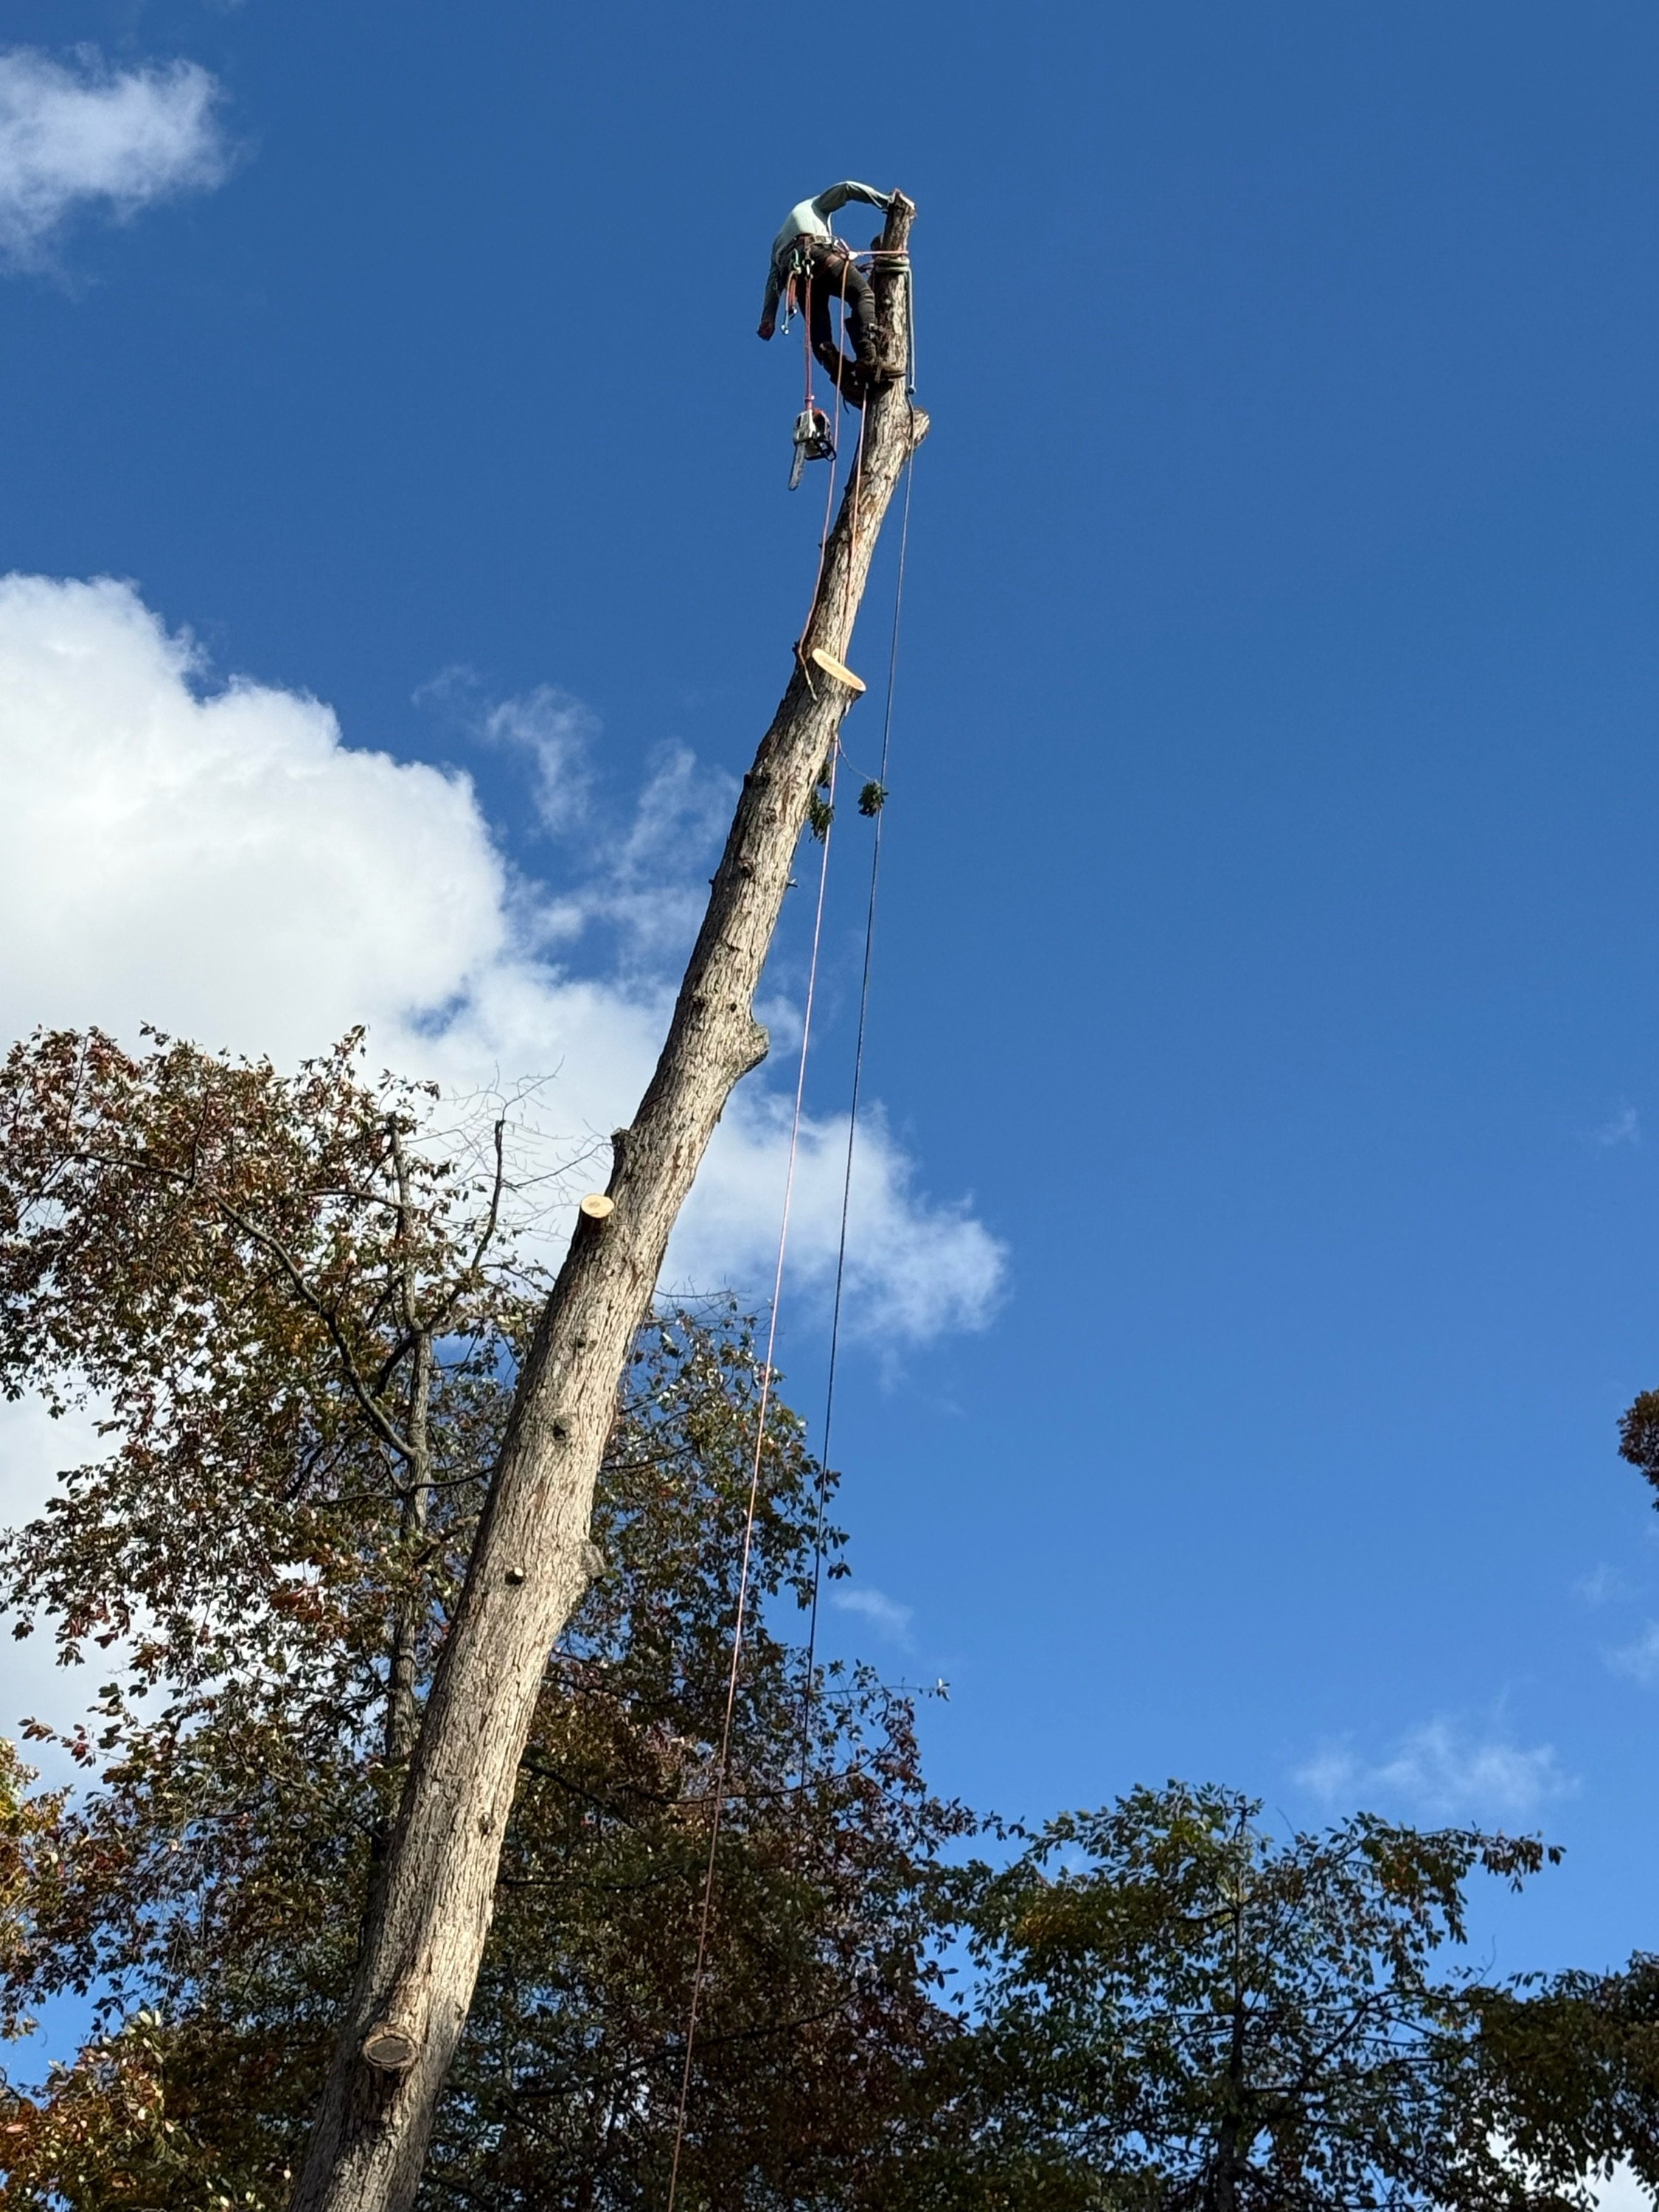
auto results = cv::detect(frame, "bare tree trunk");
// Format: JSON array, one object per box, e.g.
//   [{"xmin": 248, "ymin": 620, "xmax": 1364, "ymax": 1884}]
[{"xmin": 292, "ymin": 192, "xmax": 925, "ymax": 2212}]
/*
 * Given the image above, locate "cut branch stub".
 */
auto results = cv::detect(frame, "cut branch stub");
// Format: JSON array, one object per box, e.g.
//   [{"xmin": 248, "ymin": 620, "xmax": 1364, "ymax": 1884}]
[{"xmin": 361, "ymin": 2021, "xmax": 420, "ymax": 2075}]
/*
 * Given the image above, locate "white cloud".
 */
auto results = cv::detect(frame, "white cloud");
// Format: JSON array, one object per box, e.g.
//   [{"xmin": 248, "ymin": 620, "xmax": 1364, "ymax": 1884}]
[
  {"xmin": 1573, "ymin": 1563, "xmax": 1630, "ymax": 1607},
  {"xmin": 829, "ymin": 1586, "xmax": 915, "ymax": 1645},
  {"xmin": 1295, "ymin": 1718, "xmax": 1573, "ymax": 1824},
  {"xmin": 1595, "ymin": 1104, "xmax": 1641, "ymax": 1150},
  {"xmin": 0, "ymin": 48, "xmax": 228, "ymax": 268},
  {"xmin": 672, "ymin": 1093, "xmax": 1004, "ymax": 1341},
  {"xmin": 1608, "ymin": 1622, "xmax": 1659, "ymax": 1687},
  {"xmin": 417, "ymin": 669, "xmax": 737, "ymax": 968},
  {"xmin": 0, "ymin": 575, "xmax": 511, "ymax": 1056},
  {"xmin": 480, "ymin": 683, "xmax": 597, "ymax": 835},
  {"xmin": 541, "ymin": 741, "xmax": 740, "ymax": 973},
  {"xmin": 0, "ymin": 572, "xmax": 1004, "ymax": 1346}
]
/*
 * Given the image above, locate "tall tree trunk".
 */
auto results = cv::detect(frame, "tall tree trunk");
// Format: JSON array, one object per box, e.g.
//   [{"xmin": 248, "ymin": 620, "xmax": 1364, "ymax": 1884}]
[{"xmin": 293, "ymin": 192, "xmax": 925, "ymax": 2212}]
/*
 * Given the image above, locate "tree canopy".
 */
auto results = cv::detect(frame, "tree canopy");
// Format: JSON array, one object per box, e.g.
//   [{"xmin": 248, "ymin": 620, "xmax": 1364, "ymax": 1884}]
[
  {"xmin": 0, "ymin": 1027, "xmax": 1638, "ymax": 2210},
  {"xmin": 932, "ymin": 1784, "xmax": 1585, "ymax": 2212},
  {"xmin": 0, "ymin": 1029, "xmax": 967, "ymax": 2208}
]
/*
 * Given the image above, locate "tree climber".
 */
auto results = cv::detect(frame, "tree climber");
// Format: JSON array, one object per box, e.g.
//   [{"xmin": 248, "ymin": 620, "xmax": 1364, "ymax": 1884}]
[{"xmin": 758, "ymin": 181, "xmax": 895, "ymax": 403}]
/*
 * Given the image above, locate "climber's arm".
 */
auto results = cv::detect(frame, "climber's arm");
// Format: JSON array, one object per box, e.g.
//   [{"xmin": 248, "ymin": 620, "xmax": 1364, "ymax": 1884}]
[{"xmin": 810, "ymin": 181, "xmax": 893, "ymax": 222}]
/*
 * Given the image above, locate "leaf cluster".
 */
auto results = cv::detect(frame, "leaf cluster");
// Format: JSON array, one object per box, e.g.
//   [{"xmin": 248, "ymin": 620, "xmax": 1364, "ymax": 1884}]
[
  {"xmin": 1474, "ymin": 1956, "xmax": 1659, "ymax": 2202},
  {"xmin": 928, "ymin": 1783, "xmax": 1579, "ymax": 2212}
]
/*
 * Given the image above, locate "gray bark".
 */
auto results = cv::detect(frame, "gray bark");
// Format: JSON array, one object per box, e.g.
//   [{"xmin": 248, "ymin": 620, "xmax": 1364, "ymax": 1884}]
[{"xmin": 291, "ymin": 191, "xmax": 925, "ymax": 2212}]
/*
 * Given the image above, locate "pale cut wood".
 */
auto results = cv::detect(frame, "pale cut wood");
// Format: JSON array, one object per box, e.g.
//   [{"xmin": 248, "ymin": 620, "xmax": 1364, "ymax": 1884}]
[
  {"xmin": 809, "ymin": 644, "xmax": 866, "ymax": 692},
  {"xmin": 577, "ymin": 1193, "xmax": 615, "ymax": 1219},
  {"xmin": 291, "ymin": 191, "xmax": 925, "ymax": 2212}
]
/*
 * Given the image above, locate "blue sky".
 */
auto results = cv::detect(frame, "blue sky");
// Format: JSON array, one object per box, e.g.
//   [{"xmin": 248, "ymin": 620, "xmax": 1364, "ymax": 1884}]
[{"xmin": 2, "ymin": 0, "xmax": 1659, "ymax": 2006}]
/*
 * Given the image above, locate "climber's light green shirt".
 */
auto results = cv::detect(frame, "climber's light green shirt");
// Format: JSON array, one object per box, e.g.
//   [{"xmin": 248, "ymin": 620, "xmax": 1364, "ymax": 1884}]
[{"xmin": 759, "ymin": 181, "xmax": 891, "ymax": 326}]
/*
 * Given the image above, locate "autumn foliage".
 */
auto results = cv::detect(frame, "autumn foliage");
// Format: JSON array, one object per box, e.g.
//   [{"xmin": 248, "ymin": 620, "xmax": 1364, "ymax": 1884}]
[
  {"xmin": 0, "ymin": 1030, "xmax": 965, "ymax": 2207},
  {"xmin": 0, "ymin": 1028, "xmax": 1646, "ymax": 2208}
]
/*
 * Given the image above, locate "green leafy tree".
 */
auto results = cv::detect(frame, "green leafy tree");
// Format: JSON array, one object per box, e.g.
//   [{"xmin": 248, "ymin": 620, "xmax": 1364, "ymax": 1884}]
[
  {"xmin": 1509, "ymin": 1393, "xmax": 1659, "ymax": 2202},
  {"xmin": 0, "ymin": 1028, "xmax": 969, "ymax": 2210},
  {"xmin": 0, "ymin": 1027, "xmax": 1625, "ymax": 2210},
  {"xmin": 934, "ymin": 1782, "xmax": 1582, "ymax": 2212},
  {"xmin": 1616, "ymin": 1391, "xmax": 1659, "ymax": 1507},
  {"xmin": 1473, "ymin": 1958, "xmax": 1659, "ymax": 2205}
]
